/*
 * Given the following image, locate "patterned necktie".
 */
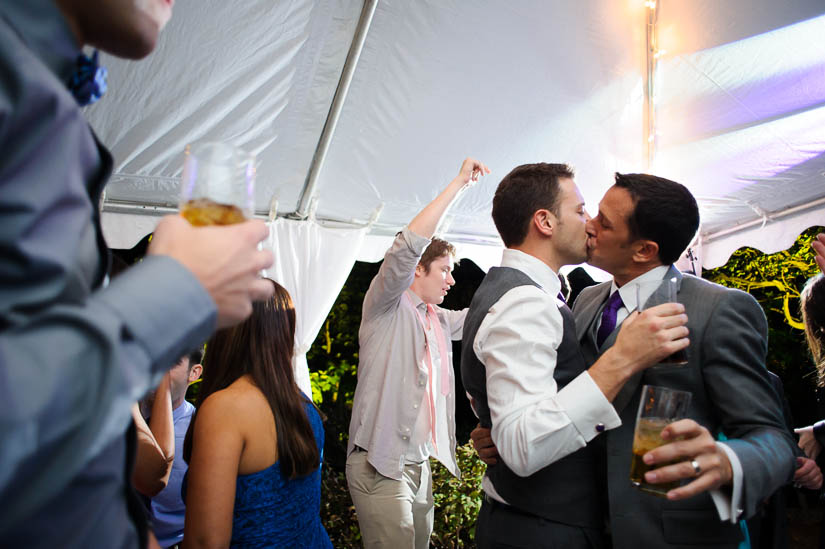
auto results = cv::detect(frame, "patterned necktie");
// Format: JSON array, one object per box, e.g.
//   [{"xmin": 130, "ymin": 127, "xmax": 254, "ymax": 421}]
[{"xmin": 596, "ymin": 291, "xmax": 624, "ymax": 347}]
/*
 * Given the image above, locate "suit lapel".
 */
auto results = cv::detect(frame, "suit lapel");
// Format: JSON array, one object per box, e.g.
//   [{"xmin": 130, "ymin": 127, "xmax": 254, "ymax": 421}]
[{"xmin": 574, "ymin": 282, "xmax": 610, "ymax": 343}]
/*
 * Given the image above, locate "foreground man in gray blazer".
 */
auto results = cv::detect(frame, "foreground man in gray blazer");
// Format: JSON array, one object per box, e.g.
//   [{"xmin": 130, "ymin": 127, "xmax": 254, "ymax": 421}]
[
  {"xmin": 573, "ymin": 173, "xmax": 797, "ymax": 548},
  {"xmin": 0, "ymin": 1, "xmax": 273, "ymax": 546}
]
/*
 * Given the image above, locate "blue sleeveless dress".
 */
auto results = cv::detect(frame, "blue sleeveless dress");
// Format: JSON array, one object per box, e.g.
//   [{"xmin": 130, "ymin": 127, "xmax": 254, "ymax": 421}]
[{"xmin": 230, "ymin": 400, "xmax": 332, "ymax": 548}]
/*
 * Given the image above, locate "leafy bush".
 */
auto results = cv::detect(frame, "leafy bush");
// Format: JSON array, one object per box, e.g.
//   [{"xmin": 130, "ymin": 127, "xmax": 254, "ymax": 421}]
[
  {"xmin": 704, "ymin": 226, "xmax": 825, "ymax": 425},
  {"xmin": 431, "ymin": 442, "xmax": 486, "ymax": 547}
]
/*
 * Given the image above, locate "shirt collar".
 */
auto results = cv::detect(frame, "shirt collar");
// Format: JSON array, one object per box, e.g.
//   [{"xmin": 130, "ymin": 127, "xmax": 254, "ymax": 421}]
[
  {"xmin": 611, "ymin": 264, "xmax": 672, "ymax": 311},
  {"xmin": 0, "ymin": 0, "xmax": 82, "ymax": 83},
  {"xmin": 500, "ymin": 248, "xmax": 561, "ymax": 297},
  {"xmin": 405, "ymin": 288, "xmax": 428, "ymax": 311}
]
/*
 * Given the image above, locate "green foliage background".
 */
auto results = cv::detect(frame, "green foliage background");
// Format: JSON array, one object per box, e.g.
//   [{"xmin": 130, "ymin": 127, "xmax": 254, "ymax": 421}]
[{"xmin": 703, "ymin": 226, "xmax": 824, "ymax": 426}]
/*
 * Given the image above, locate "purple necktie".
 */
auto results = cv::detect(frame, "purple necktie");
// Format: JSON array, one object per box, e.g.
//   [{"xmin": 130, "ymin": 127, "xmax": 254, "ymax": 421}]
[{"xmin": 596, "ymin": 291, "xmax": 624, "ymax": 347}]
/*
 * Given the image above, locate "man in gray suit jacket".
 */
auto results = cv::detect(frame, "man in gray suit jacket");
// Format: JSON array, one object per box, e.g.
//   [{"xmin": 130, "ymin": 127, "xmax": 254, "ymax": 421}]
[
  {"xmin": 0, "ymin": 1, "xmax": 273, "ymax": 546},
  {"xmin": 572, "ymin": 173, "xmax": 797, "ymax": 548}
]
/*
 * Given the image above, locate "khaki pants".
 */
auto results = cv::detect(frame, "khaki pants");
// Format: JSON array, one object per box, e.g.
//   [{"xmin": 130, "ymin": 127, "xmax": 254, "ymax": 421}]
[{"xmin": 346, "ymin": 449, "xmax": 433, "ymax": 549}]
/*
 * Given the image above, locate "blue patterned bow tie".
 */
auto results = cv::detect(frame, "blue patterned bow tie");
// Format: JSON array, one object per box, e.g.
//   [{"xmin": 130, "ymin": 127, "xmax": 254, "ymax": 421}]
[{"xmin": 67, "ymin": 50, "xmax": 107, "ymax": 106}]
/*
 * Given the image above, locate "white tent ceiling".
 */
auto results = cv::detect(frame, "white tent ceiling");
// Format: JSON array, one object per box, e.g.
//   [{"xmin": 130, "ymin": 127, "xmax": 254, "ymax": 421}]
[{"xmin": 91, "ymin": 0, "xmax": 825, "ymax": 270}]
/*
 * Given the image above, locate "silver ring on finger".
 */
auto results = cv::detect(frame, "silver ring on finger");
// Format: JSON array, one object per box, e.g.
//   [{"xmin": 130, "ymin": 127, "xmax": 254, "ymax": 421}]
[{"xmin": 690, "ymin": 459, "xmax": 701, "ymax": 476}]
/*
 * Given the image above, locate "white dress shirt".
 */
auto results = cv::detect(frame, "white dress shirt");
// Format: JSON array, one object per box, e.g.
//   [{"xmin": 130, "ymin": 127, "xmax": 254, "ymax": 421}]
[
  {"xmin": 473, "ymin": 249, "xmax": 620, "ymax": 501},
  {"xmin": 603, "ymin": 266, "xmax": 744, "ymax": 523}
]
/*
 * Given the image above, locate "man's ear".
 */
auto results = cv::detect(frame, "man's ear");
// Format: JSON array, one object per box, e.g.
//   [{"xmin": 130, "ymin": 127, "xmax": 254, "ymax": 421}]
[
  {"xmin": 414, "ymin": 263, "xmax": 425, "ymax": 278},
  {"xmin": 189, "ymin": 364, "xmax": 203, "ymax": 384},
  {"xmin": 632, "ymin": 240, "xmax": 659, "ymax": 263},
  {"xmin": 532, "ymin": 209, "xmax": 555, "ymax": 237}
]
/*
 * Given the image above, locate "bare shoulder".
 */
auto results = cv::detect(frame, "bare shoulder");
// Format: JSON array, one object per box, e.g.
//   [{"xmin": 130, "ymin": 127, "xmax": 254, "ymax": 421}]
[{"xmin": 198, "ymin": 379, "xmax": 262, "ymax": 422}]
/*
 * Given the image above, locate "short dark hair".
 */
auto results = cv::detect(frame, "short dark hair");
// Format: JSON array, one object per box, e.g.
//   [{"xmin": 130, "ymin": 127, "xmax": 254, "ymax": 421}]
[
  {"xmin": 187, "ymin": 347, "xmax": 204, "ymax": 369},
  {"xmin": 492, "ymin": 163, "xmax": 574, "ymax": 247},
  {"xmin": 613, "ymin": 173, "xmax": 700, "ymax": 265},
  {"xmin": 191, "ymin": 282, "xmax": 319, "ymax": 479},
  {"xmin": 419, "ymin": 238, "xmax": 456, "ymax": 273}
]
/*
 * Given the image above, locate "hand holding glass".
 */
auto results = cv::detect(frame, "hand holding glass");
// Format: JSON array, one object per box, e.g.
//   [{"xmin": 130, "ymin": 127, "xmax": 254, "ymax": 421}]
[
  {"xmin": 179, "ymin": 142, "xmax": 255, "ymax": 226},
  {"xmin": 630, "ymin": 384, "xmax": 692, "ymax": 497},
  {"xmin": 635, "ymin": 277, "xmax": 688, "ymax": 364}
]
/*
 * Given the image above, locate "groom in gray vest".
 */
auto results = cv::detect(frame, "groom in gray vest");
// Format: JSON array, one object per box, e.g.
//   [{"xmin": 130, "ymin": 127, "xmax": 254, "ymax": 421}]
[
  {"xmin": 572, "ymin": 173, "xmax": 797, "ymax": 548},
  {"xmin": 461, "ymin": 164, "xmax": 689, "ymax": 548}
]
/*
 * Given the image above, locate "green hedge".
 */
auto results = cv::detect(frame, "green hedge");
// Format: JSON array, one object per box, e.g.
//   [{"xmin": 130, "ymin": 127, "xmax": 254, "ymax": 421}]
[{"xmin": 321, "ymin": 441, "xmax": 486, "ymax": 547}]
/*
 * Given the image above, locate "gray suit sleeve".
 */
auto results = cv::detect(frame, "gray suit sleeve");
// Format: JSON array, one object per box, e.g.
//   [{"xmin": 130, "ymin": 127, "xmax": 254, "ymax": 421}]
[
  {"xmin": 701, "ymin": 289, "xmax": 797, "ymax": 517},
  {"xmin": 0, "ymin": 256, "xmax": 216, "ymax": 528}
]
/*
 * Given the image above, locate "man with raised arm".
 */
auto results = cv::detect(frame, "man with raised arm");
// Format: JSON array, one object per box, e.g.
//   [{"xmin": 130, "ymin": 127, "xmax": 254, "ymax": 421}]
[
  {"xmin": 347, "ymin": 157, "xmax": 489, "ymax": 549},
  {"xmin": 0, "ymin": 1, "xmax": 272, "ymax": 547}
]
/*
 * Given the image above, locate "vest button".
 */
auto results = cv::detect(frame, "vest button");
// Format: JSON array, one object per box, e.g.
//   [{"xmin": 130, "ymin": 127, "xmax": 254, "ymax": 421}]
[{"xmin": 595, "ymin": 423, "xmax": 605, "ymax": 433}]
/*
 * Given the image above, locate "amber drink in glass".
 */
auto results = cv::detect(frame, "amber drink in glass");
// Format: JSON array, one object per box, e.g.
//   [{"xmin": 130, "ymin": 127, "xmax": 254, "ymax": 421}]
[
  {"xmin": 179, "ymin": 142, "xmax": 255, "ymax": 226},
  {"xmin": 629, "ymin": 385, "xmax": 692, "ymax": 497}
]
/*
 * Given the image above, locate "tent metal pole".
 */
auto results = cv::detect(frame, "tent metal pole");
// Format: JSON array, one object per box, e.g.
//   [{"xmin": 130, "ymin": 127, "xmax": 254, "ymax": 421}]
[
  {"xmin": 643, "ymin": 1, "xmax": 659, "ymax": 171},
  {"xmin": 291, "ymin": 0, "xmax": 379, "ymax": 220}
]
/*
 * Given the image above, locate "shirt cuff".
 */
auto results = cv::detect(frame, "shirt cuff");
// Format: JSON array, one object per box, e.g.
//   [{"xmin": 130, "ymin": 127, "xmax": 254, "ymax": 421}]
[
  {"xmin": 401, "ymin": 226, "xmax": 432, "ymax": 254},
  {"xmin": 710, "ymin": 442, "xmax": 743, "ymax": 523},
  {"xmin": 556, "ymin": 372, "xmax": 622, "ymax": 441}
]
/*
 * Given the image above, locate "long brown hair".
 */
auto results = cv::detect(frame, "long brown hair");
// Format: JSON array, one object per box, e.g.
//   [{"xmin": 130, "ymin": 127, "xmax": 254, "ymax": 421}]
[
  {"xmin": 186, "ymin": 280, "xmax": 319, "ymax": 478},
  {"xmin": 802, "ymin": 274, "xmax": 825, "ymax": 386}
]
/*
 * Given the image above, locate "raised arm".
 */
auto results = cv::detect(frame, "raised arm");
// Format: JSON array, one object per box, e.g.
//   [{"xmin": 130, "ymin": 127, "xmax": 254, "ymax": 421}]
[
  {"xmin": 362, "ymin": 158, "xmax": 489, "ymax": 319},
  {"xmin": 408, "ymin": 157, "xmax": 490, "ymax": 239},
  {"xmin": 147, "ymin": 373, "xmax": 176, "ymax": 475},
  {"xmin": 131, "ymin": 402, "xmax": 173, "ymax": 498}
]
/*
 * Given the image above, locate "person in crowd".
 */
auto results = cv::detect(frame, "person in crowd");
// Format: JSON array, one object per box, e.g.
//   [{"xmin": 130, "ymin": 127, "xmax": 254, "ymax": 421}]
[
  {"xmin": 0, "ymin": 1, "xmax": 273, "ymax": 546},
  {"xmin": 571, "ymin": 173, "xmax": 797, "ymax": 548},
  {"xmin": 133, "ymin": 372, "xmax": 176, "ymax": 499},
  {"xmin": 346, "ymin": 157, "xmax": 489, "ymax": 548},
  {"xmin": 461, "ymin": 163, "xmax": 689, "ymax": 548},
  {"xmin": 745, "ymin": 371, "xmax": 821, "ymax": 549},
  {"xmin": 144, "ymin": 349, "xmax": 203, "ymax": 548},
  {"xmin": 795, "ymin": 235, "xmax": 825, "ymax": 460},
  {"xmin": 183, "ymin": 281, "xmax": 331, "ymax": 548},
  {"xmin": 793, "ymin": 234, "xmax": 825, "ymax": 548}
]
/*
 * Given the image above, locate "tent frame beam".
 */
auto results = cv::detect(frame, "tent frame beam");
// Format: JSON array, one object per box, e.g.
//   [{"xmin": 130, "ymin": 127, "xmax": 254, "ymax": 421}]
[
  {"xmin": 701, "ymin": 196, "xmax": 825, "ymax": 244},
  {"xmin": 289, "ymin": 0, "xmax": 379, "ymax": 220}
]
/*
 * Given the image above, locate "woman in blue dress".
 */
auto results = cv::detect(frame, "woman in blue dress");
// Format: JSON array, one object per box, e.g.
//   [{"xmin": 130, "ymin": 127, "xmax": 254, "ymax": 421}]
[{"xmin": 183, "ymin": 280, "xmax": 332, "ymax": 548}]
